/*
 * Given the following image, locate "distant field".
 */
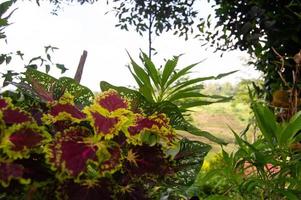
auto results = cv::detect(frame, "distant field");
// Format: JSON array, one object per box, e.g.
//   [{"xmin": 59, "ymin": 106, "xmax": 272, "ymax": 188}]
[{"xmin": 180, "ymin": 102, "xmax": 254, "ymax": 156}]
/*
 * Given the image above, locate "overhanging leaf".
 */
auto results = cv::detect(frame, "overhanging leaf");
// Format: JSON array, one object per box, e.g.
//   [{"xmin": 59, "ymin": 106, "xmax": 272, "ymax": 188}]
[
  {"xmin": 177, "ymin": 97, "xmax": 233, "ymax": 109},
  {"xmin": 24, "ymin": 68, "xmax": 57, "ymax": 93},
  {"xmin": 53, "ymin": 77, "xmax": 94, "ymax": 108}
]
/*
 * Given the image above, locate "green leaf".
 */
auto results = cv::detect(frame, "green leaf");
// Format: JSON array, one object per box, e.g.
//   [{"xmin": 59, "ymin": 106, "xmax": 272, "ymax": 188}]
[
  {"xmin": 177, "ymin": 97, "xmax": 232, "ymax": 109},
  {"xmin": 126, "ymin": 65, "xmax": 144, "ymax": 87},
  {"xmin": 53, "ymin": 77, "xmax": 94, "ymax": 107},
  {"xmin": 281, "ymin": 190, "xmax": 300, "ymax": 200},
  {"xmin": 0, "ymin": 18, "xmax": 7, "ymax": 26},
  {"xmin": 140, "ymin": 132, "xmax": 159, "ymax": 146},
  {"xmin": 0, "ymin": 54, "xmax": 5, "ymax": 64},
  {"xmin": 24, "ymin": 68, "xmax": 57, "ymax": 93},
  {"xmin": 0, "ymin": 1, "xmax": 13, "ymax": 18},
  {"xmin": 279, "ymin": 111, "xmax": 301, "ymax": 146},
  {"xmin": 229, "ymin": 126, "xmax": 267, "ymax": 167},
  {"xmin": 139, "ymin": 85, "xmax": 154, "ymax": 103},
  {"xmin": 252, "ymin": 102, "xmax": 279, "ymax": 146},
  {"xmin": 46, "ymin": 54, "xmax": 51, "ymax": 62},
  {"xmin": 174, "ymin": 84, "xmax": 204, "ymax": 94},
  {"xmin": 5, "ymin": 55, "xmax": 11, "ymax": 65},
  {"xmin": 45, "ymin": 64, "xmax": 50, "ymax": 73},
  {"xmin": 168, "ymin": 92, "xmax": 207, "ymax": 102},
  {"xmin": 127, "ymin": 56, "xmax": 154, "ymax": 102},
  {"xmin": 16, "ymin": 51, "xmax": 24, "ymax": 60},
  {"xmin": 56, "ymin": 64, "xmax": 68, "ymax": 74},
  {"xmin": 127, "ymin": 52, "xmax": 151, "ymax": 86},
  {"xmin": 215, "ymin": 70, "xmax": 238, "ymax": 79},
  {"xmin": 2, "ymin": 70, "xmax": 18, "ymax": 87},
  {"xmin": 28, "ymin": 56, "xmax": 42, "ymax": 65},
  {"xmin": 164, "ymin": 138, "xmax": 211, "ymax": 197},
  {"xmin": 161, "ymin": 56, "xmax": 179, "ymax": 88},
  {"xmin": 141, "ymin": 51, "xmax": 160, "ymax": 87},
  {"xmin": 165, "ymin": 62, "xmax": 200, "ymax": 90},
  {"xmin": 169, "ymin": 70, "xmax": 238, "ymax": 97}
]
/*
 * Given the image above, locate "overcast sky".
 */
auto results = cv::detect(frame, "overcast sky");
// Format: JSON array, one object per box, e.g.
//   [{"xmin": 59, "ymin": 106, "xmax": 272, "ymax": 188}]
[{"xmin": 1, "ymin": 0, "xmax": 261, "ymax": 92}]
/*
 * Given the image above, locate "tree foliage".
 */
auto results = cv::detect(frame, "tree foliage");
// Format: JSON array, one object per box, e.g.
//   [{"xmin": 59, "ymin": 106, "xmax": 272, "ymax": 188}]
[
  {"xmin": 202, "ymin": 0, "xmax": 301, "ymax": 96},
  {"xmin": 109, "ymin": 0, "xmax": 199, "ymax": 57}
]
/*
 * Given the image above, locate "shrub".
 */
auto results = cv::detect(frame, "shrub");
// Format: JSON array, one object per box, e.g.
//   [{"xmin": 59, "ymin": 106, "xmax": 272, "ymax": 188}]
[{"xmin": 0, "ymin": 68, "xmax": 212, "ymax": 200}]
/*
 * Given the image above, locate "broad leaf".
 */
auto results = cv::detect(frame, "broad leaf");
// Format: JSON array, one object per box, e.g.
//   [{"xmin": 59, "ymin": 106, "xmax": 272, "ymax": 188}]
[
  {"xmin": 53, "ymin": 77, "xmax": 94, "ymax": 107},
  {"xmin": 24, "ymin": 68, "xmax": 57, "ymax": 93}
]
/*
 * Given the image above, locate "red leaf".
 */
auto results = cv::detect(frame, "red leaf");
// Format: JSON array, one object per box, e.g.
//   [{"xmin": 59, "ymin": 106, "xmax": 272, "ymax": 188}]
[
  {"xmin": 96, "ymin": 90, "xmax": 128, "ymax": 112},
  {"xmin": 127, "ymin": 115, "xmax": 156, "ymax": 136},
  {"xmin": 0, "ymin": 161, "xmax": 24, "ymax": 187},
  {"xmin": 0, "ymin": 98, "xmax": 9, "ymax": 110},
  {"xmin": 9, "ymin": 127, "xmax": 44, "ymax": 151},
  {"xmin": 101, "ymin": 145, "xmax": 121, "ymax": 173},
  {"xmin": 90, "ymin": 112, "xmax": 119, "ymax": 135},
  {"xmin": 50, "ymin": 103, "xmax": 86, "ymax": 120},
  {"xmin": 47, "ymin": 127, "xmax": 97, "ymax": 177},
  {"xmin": 3, "ymin": 108, "xmax": 33, "ymax": 124}
]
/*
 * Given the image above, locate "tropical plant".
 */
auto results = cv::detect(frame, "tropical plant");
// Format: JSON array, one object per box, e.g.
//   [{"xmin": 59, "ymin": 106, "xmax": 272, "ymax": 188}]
[
  {"xmin": 127, "ymin": 51, "xmax": 236, "ymax": 111},
  {"xmin": 192, "ymin": 100, "xmax": 301, "ymax": 199}
]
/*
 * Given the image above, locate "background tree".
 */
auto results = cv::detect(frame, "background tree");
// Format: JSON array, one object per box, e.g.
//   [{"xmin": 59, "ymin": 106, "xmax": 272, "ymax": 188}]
[
  {"xmin": 200, "ymin": 0, "xmax": 301, "ymax": 99},
  {"xmin": 109, "ymin": 0, "xmax": 199, "ymax": 58}
]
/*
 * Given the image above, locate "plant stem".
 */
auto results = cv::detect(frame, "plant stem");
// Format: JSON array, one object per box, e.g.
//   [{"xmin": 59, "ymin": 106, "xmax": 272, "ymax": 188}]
[{"xmin": 148, "ymin": 0, "xmax": 154, "ymax": 59}]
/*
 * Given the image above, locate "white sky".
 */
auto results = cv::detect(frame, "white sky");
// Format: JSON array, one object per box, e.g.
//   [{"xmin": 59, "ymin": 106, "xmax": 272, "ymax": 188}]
[{"xmin": 1, "ymin": 0, "xmax": 261, "ymax": 92}]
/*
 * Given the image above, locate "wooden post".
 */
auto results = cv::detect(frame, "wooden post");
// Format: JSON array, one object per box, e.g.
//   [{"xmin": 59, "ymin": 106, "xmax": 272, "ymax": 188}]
[{"xmin": 74, "ymin": 50, "xmax": 88, "ymax": 83}]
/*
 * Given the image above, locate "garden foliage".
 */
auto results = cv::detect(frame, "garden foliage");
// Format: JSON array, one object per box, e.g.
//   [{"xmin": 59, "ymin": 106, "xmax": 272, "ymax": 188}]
[
  {"xmin": 0, "ymin": 68, "xmax": 211, "ymax": 200},
  {"xmin": 193, "ymin": 99, "xmax": 301, "ymax": 199}
]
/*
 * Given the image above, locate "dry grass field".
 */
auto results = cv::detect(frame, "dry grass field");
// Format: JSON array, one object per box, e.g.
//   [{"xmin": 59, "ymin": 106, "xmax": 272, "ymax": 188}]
[{"xmin": 180, "ymin": 102, "xmax": 254, "ymax": 157}]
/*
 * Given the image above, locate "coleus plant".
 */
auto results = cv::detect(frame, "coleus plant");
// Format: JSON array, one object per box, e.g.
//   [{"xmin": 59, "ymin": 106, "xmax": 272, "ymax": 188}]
[{"xmin": 0, "ymin": 68, "xmax": 212, "ymax": 199}]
